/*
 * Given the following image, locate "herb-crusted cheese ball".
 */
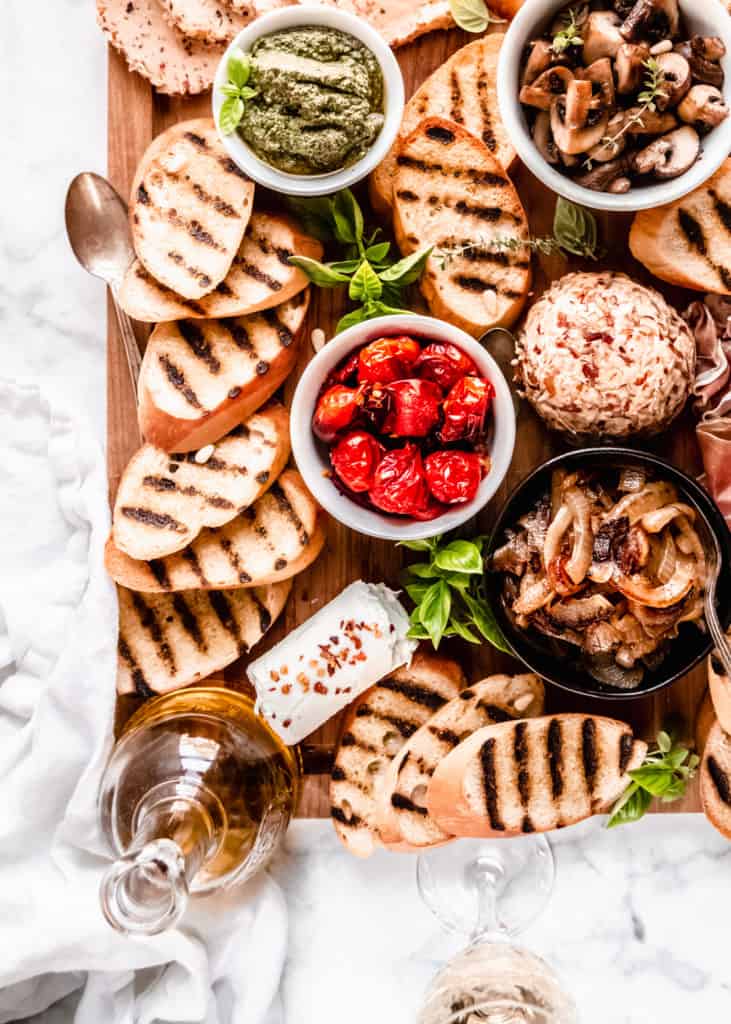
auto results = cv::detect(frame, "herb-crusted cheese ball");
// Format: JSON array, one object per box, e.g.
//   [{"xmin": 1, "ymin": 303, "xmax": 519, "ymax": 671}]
[{"xmin": 515, "ymin": 272, "xmax": 696, "ymax": 439}]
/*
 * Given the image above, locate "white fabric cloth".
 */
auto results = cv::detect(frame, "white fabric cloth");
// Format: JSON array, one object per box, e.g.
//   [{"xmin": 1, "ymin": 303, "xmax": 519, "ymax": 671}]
[{"xmin": 0, "ymin": 380, "xmax": 286, "ymax": 1024}]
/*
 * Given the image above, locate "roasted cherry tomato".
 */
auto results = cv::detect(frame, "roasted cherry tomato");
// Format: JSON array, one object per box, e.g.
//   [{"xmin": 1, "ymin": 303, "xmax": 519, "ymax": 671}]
[
  {"xmin": 369, "ymin": 443, "xmax": 430, "ymax": 516},
  {"xmin": 383, "ymin": 379, "xmax": 443, "ymax": 437},
  {"xmin": 357, "ymin": 336, "xmax": 422, "ymax": 384},
  {"xmin": 312, "ymin": 385, "xmax": 359, "ymax": 443},
  {"xmin": 438, "ymin": 376, "xmax": 494, "ymax": 444},
  {"xmin": 330, "ymin": 431, "xmax": 384, "ymax": 493},
  {"xmin": 415, "ymin": 342, "xmax": 478, "ymax": 390},
  {"xmin": 424, "ymin": 450, "xmax": 483, "ymax": 505},
  {"xmin": 325, "ymin": 350, "xmax": 361, "ymax": 388}
]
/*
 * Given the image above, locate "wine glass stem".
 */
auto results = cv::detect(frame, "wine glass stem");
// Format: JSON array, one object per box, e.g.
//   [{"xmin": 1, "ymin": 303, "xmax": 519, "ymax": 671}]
[{"xmin": 470, "ymin": 861, "xmax": 502, "ymax": 942}]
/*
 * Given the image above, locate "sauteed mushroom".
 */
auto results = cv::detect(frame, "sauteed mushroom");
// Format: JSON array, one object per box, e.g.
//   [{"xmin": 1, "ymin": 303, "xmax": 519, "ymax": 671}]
[
  {"xmin": 631, "ymin": 125, "xmax": 700, "ymax": 179},
  {"xmin": 678, "ymin": 85, "xmax": 730, "ymax": 131},
  {"xmin": 620, "ymin": 0, "xmax": 680, "ymax": 44}
]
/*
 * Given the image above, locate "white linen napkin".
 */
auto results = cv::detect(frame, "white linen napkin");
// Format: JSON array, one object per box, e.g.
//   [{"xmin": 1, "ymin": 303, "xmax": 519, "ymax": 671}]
[{"xmin": 0, "ymin": 379, "xmax": 286, "ymax": 1024}]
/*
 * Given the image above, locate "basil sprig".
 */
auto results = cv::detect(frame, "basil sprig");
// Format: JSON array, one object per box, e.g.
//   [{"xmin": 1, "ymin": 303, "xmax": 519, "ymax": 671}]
[
  {"xmin": 607, "ymin": 730, "xmax": 700, "ymax": 828},
  {"xmin": 552, "ymin": 197, "xmax": 601, "ymax": 260},
  {"xmin": 449, "ymin": 0, "xmax": 506, "ymax": 32},
  {"xmin": 399, "ymin": 535, "xmax": 510, "ymax": 653},
  {"xmin": 218, "ymin": 49, "xmax": 258, "ymax": 135},
  {"xmin": 287, "ymin": 190, "xmax": 432, "ymax": 334}
]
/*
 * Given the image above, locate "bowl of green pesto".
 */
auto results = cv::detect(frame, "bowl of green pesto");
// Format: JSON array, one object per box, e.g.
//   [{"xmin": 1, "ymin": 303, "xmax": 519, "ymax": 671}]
[{"xmin": 213, "ymin": 6, "xmax": 405, "ymax": 196}]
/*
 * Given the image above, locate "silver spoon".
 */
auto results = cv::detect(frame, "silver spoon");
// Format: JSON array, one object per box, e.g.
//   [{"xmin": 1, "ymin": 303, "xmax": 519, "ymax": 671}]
[{"xmin": 65, "ymin": 172, "xmax": 141, "ymax": 397}]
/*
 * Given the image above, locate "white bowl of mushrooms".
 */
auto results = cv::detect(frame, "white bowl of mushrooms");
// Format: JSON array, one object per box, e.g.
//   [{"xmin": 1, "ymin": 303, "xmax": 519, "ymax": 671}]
[{"xmin": 498, "ymin": 0, "xmax": 731, "ymax": 211}]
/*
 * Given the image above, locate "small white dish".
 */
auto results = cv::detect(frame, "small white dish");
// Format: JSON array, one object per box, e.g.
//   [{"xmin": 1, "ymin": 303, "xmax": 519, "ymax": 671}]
[
  {"xmin": 212, "ymin": 7, "xmax": 405, "ymax": 197},
  {"xmin": 290, "ymin": 315, "xmax": 517, "ymax": 543},
  {"xmin": 497, "ymin": 0, "xmax": 731, "ymax": 212}
]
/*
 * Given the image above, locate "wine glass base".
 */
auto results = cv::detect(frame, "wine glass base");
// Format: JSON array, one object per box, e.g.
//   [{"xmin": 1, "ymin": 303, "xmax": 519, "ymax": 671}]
[{"xmin": 417, "ymin": 835, "xmax": 555, "ymax": 938}]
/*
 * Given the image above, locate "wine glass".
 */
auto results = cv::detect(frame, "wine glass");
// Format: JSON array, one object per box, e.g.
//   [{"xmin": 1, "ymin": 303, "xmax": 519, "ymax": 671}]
[{"xmin": 416, "ymin": 837, "xmax": 578, "ymax": 1024}]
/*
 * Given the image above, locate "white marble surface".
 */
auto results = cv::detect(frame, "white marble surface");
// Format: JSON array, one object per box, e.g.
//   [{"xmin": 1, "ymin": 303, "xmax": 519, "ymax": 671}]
[{"xmin": 3, "ymin": 2, "xmax": 731, "ymax": 1021}]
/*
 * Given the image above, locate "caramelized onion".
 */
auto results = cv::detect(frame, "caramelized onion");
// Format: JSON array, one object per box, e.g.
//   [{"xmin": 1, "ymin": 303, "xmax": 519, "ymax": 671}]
[
  {"xmin": 613, "ymin": 553, "xmax": 696, "ymax": 608},
  {"xmin": 640, "ymin": 503, "xmax": 697, "ymax": 533},
  {"xmin": 605, "ymin": 482, "xmax": 678, "ymax": 524},
  {"xmin": 564, "ymin": 487, "xmax": 593, "ymax": 585},
  {"xmin": 543, "ymin": 503, "xmax": 573, "ymax": 568}
]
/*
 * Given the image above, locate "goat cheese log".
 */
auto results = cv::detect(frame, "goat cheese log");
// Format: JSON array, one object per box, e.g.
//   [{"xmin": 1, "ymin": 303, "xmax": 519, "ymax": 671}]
[{"xmin": 248, "ymin": 582, "xmax": 417, "ymax": 745}]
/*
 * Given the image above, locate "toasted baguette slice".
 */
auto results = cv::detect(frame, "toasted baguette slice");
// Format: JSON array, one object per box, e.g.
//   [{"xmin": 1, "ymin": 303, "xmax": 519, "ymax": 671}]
[
  {"xmin": 138, "ymin": 292, "xmax": 308, "ymax": 453},
  {"xmin": 629, "ymin": 159, "xmax": 731, "ymax": 294},
  {"xmin": 393, "ymin": 118, "xmax": 531, "ymax": 338},
  {"xmin": 330, "ymin": 651, "xmax": 465, "ymax": 858},
  {"xmin": 131, "ymin": 119, "xmax": 255, "ymax": 300},
  {"xmin": 113, "ymin": 404, "xmax": 290, "ymax": 561},
  {"xmin": 119, "ymin": 212, "xmax": 321, "ymax": 323},
  {"xmin": 701, "ymin": 721, "xmax": 731, "ymax": 840},
  {"xmin": 427, "ymin": 714, "xmax": 647, "ymax": 838},
  {"xmin": 302, "ymin": 1, "xmax": 453, "ymax": 48},
  {"xmin": 378, "ymin": 674, "xmax": 545, "ymax": 848},
  {"xmin": 97, "ymin": 0, "xmax": 225, "ymax": 96},
  {"xmin": 370, "ymin": 35, "xmax": 514, "ymax": 217},
  {"xmin": 708, "ymin": 652, "xmax": 731, "ymax": 735},
  {"xmin": 117, "ymin": 580, "xmax": 290, "ymax": 695},
  {"xmin": 157, "ymin": 0, "xmax": 252, "ymax": 43},
  {"xmin": 696, "ymin": 687, "xmax": 717, "ymax": 755},
  {"xmin": 106, "ymin": 469, "xmax": 326, "ymax": 591}
]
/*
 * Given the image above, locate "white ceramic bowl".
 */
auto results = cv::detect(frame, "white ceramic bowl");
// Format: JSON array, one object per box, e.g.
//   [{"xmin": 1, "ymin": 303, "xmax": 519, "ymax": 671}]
[
  {"xmin": 212, "ymin": 7, "xmax": 404, "ymax": 197},
  {"xmin": 498, "ymin": 0, "xmax": 731, "ymax": 212},
  {"xmin": 290, "ymin": 315, "xmax": 517, "ymax": 542}
]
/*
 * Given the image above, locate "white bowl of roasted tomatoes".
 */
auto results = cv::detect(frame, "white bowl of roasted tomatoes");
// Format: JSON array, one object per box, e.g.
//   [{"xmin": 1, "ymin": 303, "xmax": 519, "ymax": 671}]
[{"xmin": 290, "ymin": 315, "xmax": 517, "ymax": 541}]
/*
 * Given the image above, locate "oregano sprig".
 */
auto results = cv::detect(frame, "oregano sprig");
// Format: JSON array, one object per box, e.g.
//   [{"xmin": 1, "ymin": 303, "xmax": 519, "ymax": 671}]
[
  {"xmin": 607, "ymin": 729, "xmax": 699, "ymax": 828},
  {"xmin": 218, "ymin": 49, "xmax": 258, "ymax": 135}
]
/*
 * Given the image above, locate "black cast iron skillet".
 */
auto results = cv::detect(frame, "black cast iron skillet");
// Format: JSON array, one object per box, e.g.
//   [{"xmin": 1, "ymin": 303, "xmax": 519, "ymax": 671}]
[{"xmin": 485, "ymin": 448, "xmax": 731, "ymax": 700}]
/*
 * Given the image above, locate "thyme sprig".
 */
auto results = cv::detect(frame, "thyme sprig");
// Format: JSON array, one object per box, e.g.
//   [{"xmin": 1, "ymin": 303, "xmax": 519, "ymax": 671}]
[
  {"xmin": 551, "ymin": 6, "xmax": 584, "ymax": 54},
  {"xmin": 583, "ymin": 58, "xmax": 667, "ymax": 168}
]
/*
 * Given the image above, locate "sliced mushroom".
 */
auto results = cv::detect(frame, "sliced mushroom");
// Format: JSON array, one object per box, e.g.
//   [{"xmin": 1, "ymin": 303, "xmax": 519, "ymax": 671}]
[
  {"xmin": 654, "ymin": 51, "xmax": 691, "ymax": 109},
  {"xmin": 522, "ymin": 39, "xmax": 556, "ymax": 87},
  {"xmin": 551, "ymin": 94, "xmax": 609, "ymax": 155},
  {"xmin": 582, "ymin": 11, "xmax": 624, "ymax": 64},
  {"xmin": 586, "ymin": 113, "xmax": 628, "ymax": 161},
  {"xmin": 547, "ymin": 594, "xmax": 615, "ymax": 628},
  {"xmin": 574, "ymin": 155, "xmax": 631, "ymax": 191},
  {"xmin": 613, "ymin": 0, "xmax": 637, "ymax": 16},
  {"xmin": 675, "ymin": 37, "xmax": 725, "ymax": 89},
  {"xmin": 631, "ymin": 125, "xmax": 700, "ymax": 179},
  {"xmin": 623, "ymin": 106, "xmax": 678, "ymax": 134},
  {"xmin": 579, "ymin": 57, "xmax": 617, "ymax": 110},
  {"xmin": 584, "ymin": 619, "xmax": 622, "ymax": 654},
  {"xmin": 615, "ymin": 42, "xmax": 651, "ymax": 94},
  {"xmin": 620, "ymin": 0, "xmax": 680, "ymax": 44},
  {"xmin": 520, "ymin": 66, "xmax": 574, "ymax": 110},
  {"xmin": 565, "ymin": 78, "xmax": 594, "ymax": 128},
  {"xmin": 513, "ymin": 576, "xmax": 555, "ymax": 616},
  {"xmin": 678, "ymin": 84, "xmax": 730, "ymax": 131},
  {"xmin": 532, "ymin": 110, "xmax": 560, "ymax": 164}
]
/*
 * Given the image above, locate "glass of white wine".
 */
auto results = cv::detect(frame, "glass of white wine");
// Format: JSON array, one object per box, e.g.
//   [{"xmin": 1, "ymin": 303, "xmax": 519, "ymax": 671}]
[{"xmin": 417, "ymin": 837, "xmax": 578, "ymax": 1024}]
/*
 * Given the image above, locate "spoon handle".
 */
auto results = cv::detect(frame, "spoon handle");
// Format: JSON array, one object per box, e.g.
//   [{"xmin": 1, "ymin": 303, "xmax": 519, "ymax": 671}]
[{"xmin": 110, "ymin": 286, "xmax": 142, "ymax": 399}]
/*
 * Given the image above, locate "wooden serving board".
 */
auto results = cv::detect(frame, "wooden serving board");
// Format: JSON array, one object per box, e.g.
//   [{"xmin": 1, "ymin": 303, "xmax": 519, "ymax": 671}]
[{"xmin": 107, "ymin": 26, "xmax": 709, "ymax": 817}]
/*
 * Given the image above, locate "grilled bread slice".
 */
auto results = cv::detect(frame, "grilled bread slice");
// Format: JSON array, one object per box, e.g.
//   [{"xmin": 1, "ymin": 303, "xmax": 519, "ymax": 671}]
[
  {"xmin": 370, "ymin": 35, "xmax": 514, "ymax": 217},
  {"xmin": 131, "ymin": 119, "xmax": 255, "ymax": 301},
  {"xmin": 377, "ymin": 674, "xmax": 545, "ymax": 848},
  {"xmin": 120, "ymin": 212, "xmax": 321, "ymax": 323},
  {"xmin": 137, "ymin": 291, "xmax": 308, "ymax": 452},
  {"xmin": 701, "ymin": 720, "xmax": 731, "ymax": 840},
  {"xmin": 393, "ymin": 118, "xmax": 531, "ymax": 338},
  {"xmin": 629, "ymin": 159, "xmax": 731, "ymax": 293},
  {"xmin": 113, "ymin": 404, "xmax": 290, "ymax": 561},
  {"xmin": 117, "ymin": 580, "xmax": 290, "ymax": 695},
  {"xmin": 157, "ymin": 0, "xmax": 252, "ymax": 44},
  {"xmin": 106, "ymin": 469, "xmax": 325, "ymax": 591},
  {"xmin": 708, "ymin": 652, "xmax": 731, "ymax": 735},
  {"xmin": 427, "ymin": 714, "xmax": 647, "ymax": 838},
  {"xmin": 310, "ymin": 1, "xmax": 454, "ymax": 48},
  {"xmin": 330, "ymin": 651, "xmax": 465, "ymax": 858},
  {"xmin": 96, "ymin": 0, "xmax": 225, "ymax": 96}
]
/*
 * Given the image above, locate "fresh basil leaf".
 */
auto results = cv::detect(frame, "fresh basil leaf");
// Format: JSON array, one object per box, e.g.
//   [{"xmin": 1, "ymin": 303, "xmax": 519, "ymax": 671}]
[
  {"xmin": 228, "ymin": 48, "xmax": 251, "ymax": 89},
  {"xmin": 349, "ymin": 261, "xmax": 383, "ymax": 303},
  {"xmin": 439, "ymin": 572, "xmax": 471, "ymax": 591},
  {"xmin": 398, "ymin": 538, "xmax": 439, "ymax": 552},
  {"xmin": 419, "ymin": 580, "xmax": 451, "ymax": 649},
  {"xmin": 238, "ymin": 86, "xmax": 258, "ymax": 101},
  {"xmin": 283, "ymin": 197, "xmax": 334, "ymax": 242},
  {"xmin": 607, "ymin": 783, "xmax": 653, "ymax": 828},
  {"xmin": 405, "ymin": 583, "xmax": 431, "ymax": 604},
  {"xmin": 366, "ymin": 300, "xmax": 412, "ymax": 318},
  {"xmin": 335, "ymin": 306, "xmax": 370, "ymax": 334},
  {"xmin": 288, "ymin": 256, "xmax": 350, "ymax": 288},
  {"xmin": 220, "ymin": 83, "xmax": 242, "ymax": 99},
  {"xmin": 366, "ymin": 241, "xmax": 391, "ymax": 263},
  {"xmin": 433, "ymin": 540, "xmax": 484, "ymax": 575},
  {"xmin": 404, "ymin": 563, "xmax": 441, "ymax": 579},
  {"xmin": 553, "ymin": 197, "xmax": 599, "ymax": 260},
  {"xmin": 219, "ymin": 96, "xmax": 244, "ymax": 135},
  {"xmin": 462, "ymin": 591, "xmax": 511, "ymax": 653},
  {"xmin": 380, "ymin": 283, "xmax": 407, "ymax": 307},
  {"xmin": 627, "ymin": 766, "xmax": 676, "ymax": 797},
  {"xmin": 449, "ymin": 618, "xmax": 481, "ymax": 644},
  {"xmin": 407, "ymin": 623, "xmax": 431, "ymax": 640},
  {"xmin": 657, "ymin": 730, "xmax": 672, "ymax": 754},
  {"xmin": 329, "ymin": 259, "xmax": 361, "ymax": 274},
  {"xmin": 331, "ymin": 189, "xmax": 364, "ymax": 247},
  {"xmin": 448, "ymin": 0, "xmax": 491, "ymax": 32},
  {"xmin": 379, "ymin": 246, "xmax": 433, "ymax": 286}
]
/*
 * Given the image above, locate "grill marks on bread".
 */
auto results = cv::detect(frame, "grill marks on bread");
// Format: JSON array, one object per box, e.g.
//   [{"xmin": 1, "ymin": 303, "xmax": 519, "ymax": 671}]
[
  {"xmin": 427, "ymin": 715, "xmax": 647, "ymax": 839},
  {"xmin": 701, "ymin": 722, "xmax": 731, "ymax": 840},
  {"xmin": 392, "ymin": 117, "xmax": 531, "ymax": 338},
  {"xmin": 120, "ymin": 213, "xmax": 321, "ymax": 324},
  {"xmin": 329, "ymin": 654, "xmax": 466, "ymax": 858},
  {"xmin": 131, "ymin": 120, "xmax": 254, "ymax": 300},
  {"xmin": 106, "ymin": 469, "xmax": 325, "ymax": 592},
  {"xmin": 369, "ymin": 35, "xmax": 514, "ymax": 217},
  {"xmin": 116, "ymin": 581, "xmax": 290, "ymax": 695},
  {"xmin": 112, "ymin": 404, "xmax": 290, "ymax": 560}
]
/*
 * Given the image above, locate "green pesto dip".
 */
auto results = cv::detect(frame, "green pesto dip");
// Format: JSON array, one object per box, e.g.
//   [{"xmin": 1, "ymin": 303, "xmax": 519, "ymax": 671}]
[{"xmin": 239, "ymin": 26, "xmax": 385, "ymax": 176}]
